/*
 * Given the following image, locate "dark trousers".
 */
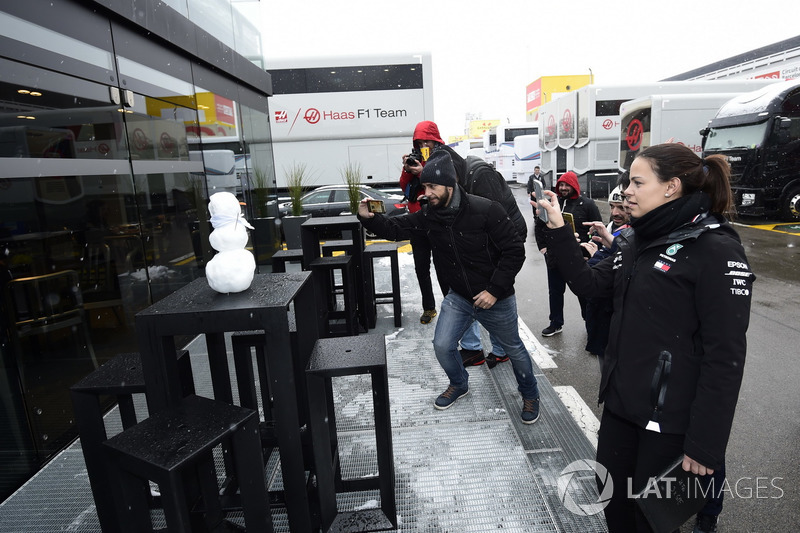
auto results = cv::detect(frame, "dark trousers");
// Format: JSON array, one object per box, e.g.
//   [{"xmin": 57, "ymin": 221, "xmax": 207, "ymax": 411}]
[
  {"xmin": 596, "ymin": 409, "xmax": 686, "ymax": 533},
  {"xmin": 410, "ymin": 233, "xmax": 435, "ymax": 311},
  {"xmin": 546, "ymin": 265, "xmax": 587, "ymax": 327},
  {"xmin": 584, "ymin": 296, "xmax": 613, "ymax": 356}
]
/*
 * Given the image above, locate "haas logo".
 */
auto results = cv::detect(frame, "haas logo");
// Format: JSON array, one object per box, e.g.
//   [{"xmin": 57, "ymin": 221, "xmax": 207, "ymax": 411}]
[
  {"xmin": 626, "ymin": 119, "xmax": 644, "ymax": 151},
  {"xmin": 303, "ymin": 108, "xmax": 321, "ymax": 124},
  {"xmin": 561, "ymin": 109, "xmax": 573, "ymax": 133},
  {"xmin": 547, "ymin": 115, "xmax": 557, "ymax": 137}
]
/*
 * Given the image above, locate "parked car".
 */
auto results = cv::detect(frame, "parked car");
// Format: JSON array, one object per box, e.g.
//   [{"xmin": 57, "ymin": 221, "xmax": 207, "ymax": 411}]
[{"xmin": 278, "ymin": 185, "xmax": 408, "ymax": 218}]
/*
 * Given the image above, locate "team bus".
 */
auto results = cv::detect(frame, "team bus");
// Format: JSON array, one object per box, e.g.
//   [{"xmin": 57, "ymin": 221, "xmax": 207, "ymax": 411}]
[
  {"xmin": 482, "ymin": 123, "xmax": 540, "ymax": 183},
  {"xmin": 266, "ymin": 53, "xmax": 434, "ymax": 189}
]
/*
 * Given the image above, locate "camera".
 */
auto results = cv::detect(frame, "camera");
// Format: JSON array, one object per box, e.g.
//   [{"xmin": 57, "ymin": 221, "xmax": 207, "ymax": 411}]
[{"xmin": 405, "ymin": 150, "xmax": 423, "ymax": 168}]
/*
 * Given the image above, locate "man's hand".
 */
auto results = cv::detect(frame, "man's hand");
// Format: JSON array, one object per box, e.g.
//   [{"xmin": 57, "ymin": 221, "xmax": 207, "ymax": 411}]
[
  {"xmin": 403, "ymin": 154, "xmax": 423, "ymax": 176},
  {"xmin": 357, "ymin": 199, "xmax": 373, "ymax": 218},
  {"xmin": 584, "ymin": 221, "xmax": 614, "ymax": 248},
  {"xmin": 580, "ymin": 241, "xmax": 598, "ymax": 259},
  {"xmin": 472, "ymin": 290, "xmax": 497, "ymax": 310}
]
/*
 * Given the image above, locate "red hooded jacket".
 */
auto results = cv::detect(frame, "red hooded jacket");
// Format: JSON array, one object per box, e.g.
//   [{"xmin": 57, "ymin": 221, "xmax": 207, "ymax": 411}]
[{"xmin": 399, "ymin": 121, "xmax": 445, "ymax": 212}]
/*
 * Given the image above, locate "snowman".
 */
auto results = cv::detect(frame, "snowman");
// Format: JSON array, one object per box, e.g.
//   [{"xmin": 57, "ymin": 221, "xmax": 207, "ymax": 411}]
[{"xmin": 205, "ymin": 192, "xmax": 256, "ymax": 293}]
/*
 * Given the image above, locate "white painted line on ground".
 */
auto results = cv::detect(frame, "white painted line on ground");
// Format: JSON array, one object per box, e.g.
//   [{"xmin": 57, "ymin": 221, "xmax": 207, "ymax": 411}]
[
  {"xmin": 518, "ymin": 317, "xmax": 557, "ymax": 369},
  {"xmin": 553, "ymin": 385, "xmax": 599, "ymax": 449}
]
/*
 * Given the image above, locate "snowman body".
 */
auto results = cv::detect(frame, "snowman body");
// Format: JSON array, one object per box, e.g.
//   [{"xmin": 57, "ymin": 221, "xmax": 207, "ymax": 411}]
[{"xmin": 206, "ymin": 192, "xmax": 256, "ymax": 293}]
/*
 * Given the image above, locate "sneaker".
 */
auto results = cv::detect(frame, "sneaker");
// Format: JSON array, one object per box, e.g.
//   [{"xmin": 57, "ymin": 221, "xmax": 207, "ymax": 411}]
[
  {"xmin": 420, "ymin": 309, "xmax": 437, "ymax": 324},
  {"xmin": 485, "ymin": 352, "xmax": 510, "ymax": 369},
  {"xmin": 521, "ymin": 397, "xmax": 540, "ymax": 424},
  {"xmin": 541, "ymin": 325, "xmax": 563, "ymax": 337},
  {"xmin": 459, "ymin": 348, "xmax": 485, "ymax": 367},
  {"xmin": 693, "ymin": 513, "xmax": 718, "ymax": 533},
  {"xmin": 434, "ymin": 385, "xmax": 469, "ymax": 410}
]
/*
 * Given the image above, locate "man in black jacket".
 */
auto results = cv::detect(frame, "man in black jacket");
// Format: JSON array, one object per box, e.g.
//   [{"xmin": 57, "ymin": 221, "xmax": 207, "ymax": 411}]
[
  {"xmin": 358, "ymin": 149, "xmax": 541, "ymax": 423},
  {"xmin": 412, "ymin": 138, "xmax": 527, "ymax": 368},
  {"xmin": 534, "ymin": 170, "xmax": 601, "ymax": 337}
]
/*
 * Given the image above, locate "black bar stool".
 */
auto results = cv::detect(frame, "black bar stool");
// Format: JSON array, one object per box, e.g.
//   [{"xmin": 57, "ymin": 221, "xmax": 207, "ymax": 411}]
[
  {"xmin": 271, "ymin": 248, "xmax": 305, "ymax": 273},
  {"xmin": 70, "ymin": 351, "xmax": 194, "ymax": 532},
  {"xmin": 306, "ymin": 334, "xmax": 397, "ymax": 532},
  {"xmin": 364, "ymin": 242, "xmax": 402, "ymax": 327},
  {"xmin": 103, "ymin": 395, "xmax": 272, "ymax": 532},
  {"xmin": 309, "ymin": 255, "xmax": 358, "ymax": 336}
]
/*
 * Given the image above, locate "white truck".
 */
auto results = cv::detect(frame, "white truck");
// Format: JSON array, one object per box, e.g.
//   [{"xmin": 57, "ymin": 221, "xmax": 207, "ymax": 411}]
[
  {"xmin": 617, "ymin": 93, "xmax": 751, "ymax": 172},
  {"xmin": 482, "ymin": 122, "xmax": 539, "ymax": 183},
  {"xmin": 447, "ymin": 138, "xmax": 486, "ymax": 159},
  {"xmin": 266, "ymin": 53, "xmax": 433, "ymax": 189},
  {"xmin": 538, "ymin": 80, "xmax": 777, "ymax": 196}
]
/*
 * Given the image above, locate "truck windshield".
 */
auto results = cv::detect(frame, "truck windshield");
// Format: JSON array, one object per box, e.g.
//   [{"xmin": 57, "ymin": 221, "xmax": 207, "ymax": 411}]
[{"xmin": 704, "ymin": 122, "xmax": 768, "ymax": 151}]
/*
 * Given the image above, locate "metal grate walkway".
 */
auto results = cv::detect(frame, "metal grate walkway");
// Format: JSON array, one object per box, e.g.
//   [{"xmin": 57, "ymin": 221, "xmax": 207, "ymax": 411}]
[{"xmin": 0, "ymin": 250, "xmax": 607, "ymax": 532}]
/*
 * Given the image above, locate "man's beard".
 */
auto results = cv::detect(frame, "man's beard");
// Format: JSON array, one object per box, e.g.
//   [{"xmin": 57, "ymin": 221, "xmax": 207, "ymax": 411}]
[{"xmin": 430, "ymin": 188, "xmax": 451, "ymax": 209}]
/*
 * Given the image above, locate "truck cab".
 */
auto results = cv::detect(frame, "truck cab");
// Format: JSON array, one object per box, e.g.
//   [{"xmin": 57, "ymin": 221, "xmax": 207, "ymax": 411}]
[{"xmin": 701, "ymin": 80, "xmax": 800, "ymax": 221}]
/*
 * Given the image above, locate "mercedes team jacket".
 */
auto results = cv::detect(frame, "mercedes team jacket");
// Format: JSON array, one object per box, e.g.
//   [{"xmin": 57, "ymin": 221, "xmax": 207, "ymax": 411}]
[{"xmin": 544, "ymin": 215, "xmax": 754, "ymax": 469}]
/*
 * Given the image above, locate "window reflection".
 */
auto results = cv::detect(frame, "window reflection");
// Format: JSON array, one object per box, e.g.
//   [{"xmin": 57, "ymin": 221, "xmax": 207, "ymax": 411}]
[{"xmin": 124, "ymin": 92, "xmax": 206, "ymax": 302}]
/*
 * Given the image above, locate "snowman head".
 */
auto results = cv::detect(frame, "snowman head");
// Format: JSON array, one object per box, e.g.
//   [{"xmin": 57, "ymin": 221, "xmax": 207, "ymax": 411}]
[{"xmin": 208, "ymin": 192, "xmax": 253, "ymax": 230}]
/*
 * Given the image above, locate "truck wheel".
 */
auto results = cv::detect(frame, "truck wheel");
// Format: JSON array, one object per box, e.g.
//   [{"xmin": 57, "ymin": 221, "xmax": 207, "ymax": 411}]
[{"xmin": 780, "ymin": 186, "xmax": 800, "ymax": 221}]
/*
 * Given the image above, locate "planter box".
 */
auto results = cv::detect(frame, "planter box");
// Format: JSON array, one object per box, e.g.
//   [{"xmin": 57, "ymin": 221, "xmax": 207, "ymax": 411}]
[
  {"xmin": 251, "ymin": 217, "xmax": 281, "ymax": 265},
  {"xmin": 282, "ymin": 215, "xmax": 309, "ymax": 250}
]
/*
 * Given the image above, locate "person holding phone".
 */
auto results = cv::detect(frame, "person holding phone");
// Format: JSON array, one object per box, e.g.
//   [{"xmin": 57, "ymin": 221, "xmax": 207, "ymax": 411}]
[
  {"xmin": 532, "ymin": 170, "xmax": 601, "ymax": 337},
  {"xmin": 533, "ymin": 143, "xmax": 753, "ymax": 532},
  {"xmin": 399, "ymin": 121, "xmax": 444, "ymax": 325},
  {"xmin": 359, "ymin": 149, "xmax": 541, "ymax": 423}
]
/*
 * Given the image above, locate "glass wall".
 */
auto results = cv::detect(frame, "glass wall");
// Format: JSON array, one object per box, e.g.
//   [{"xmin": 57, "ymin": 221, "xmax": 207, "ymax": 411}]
[{"xmin": 0, "ymin": 0, "xmax": 271, "ymax": 501}]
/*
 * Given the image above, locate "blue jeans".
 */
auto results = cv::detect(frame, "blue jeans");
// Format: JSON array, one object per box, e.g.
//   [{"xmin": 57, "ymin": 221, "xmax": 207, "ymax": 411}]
[
  {"xmin": 459, "ymin": 321, "xmax": 506, "ymax": 356},
  {"xmin": 433, "ymin": 291, "xmax": 538, "ymax": 399}
]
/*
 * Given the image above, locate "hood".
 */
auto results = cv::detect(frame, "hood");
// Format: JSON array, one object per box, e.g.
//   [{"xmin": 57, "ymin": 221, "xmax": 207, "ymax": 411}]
[
  {"xmin": 556, "ymin": 171, "xmax": 580, "ymax": 199},
  {"xmin": 413, "ymin": 121, "xmax": 445, "ymax": 146}
]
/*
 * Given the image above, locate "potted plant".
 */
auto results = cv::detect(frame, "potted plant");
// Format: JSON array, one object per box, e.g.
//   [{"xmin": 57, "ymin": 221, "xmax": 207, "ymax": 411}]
[
  {"xmin": 250, "ymin": 165, "xmax": 281, "ymax": 265},
  {"xmin": 282, "ymin": 162, "xmax": 311, "ymax": 249},
  {"xmin": 341, "ymin": 161, "xmax": 363, "ymax": 215},
  {"xmin": 252, "ymin": 165, "xmax": 272, "ymax": 218}
]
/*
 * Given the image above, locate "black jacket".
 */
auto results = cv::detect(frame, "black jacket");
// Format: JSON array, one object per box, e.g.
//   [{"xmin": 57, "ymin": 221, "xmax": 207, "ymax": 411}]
[
  {"xmin": 544, "ymin": 210, "xmax": 754, "ymax": 469},
  {"xmin": 439, "ymin": 146, "xmax": 527, "ymax": 238},
  {"xmin": 359, "ymin": 185, "xmax": 525, "ymax": 301}
]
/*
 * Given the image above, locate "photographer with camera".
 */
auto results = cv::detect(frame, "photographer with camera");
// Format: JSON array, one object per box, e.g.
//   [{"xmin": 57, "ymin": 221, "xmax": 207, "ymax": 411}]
[{"xmin": 400, "ymin": 121, "xmax": 445, "ymax": 325}]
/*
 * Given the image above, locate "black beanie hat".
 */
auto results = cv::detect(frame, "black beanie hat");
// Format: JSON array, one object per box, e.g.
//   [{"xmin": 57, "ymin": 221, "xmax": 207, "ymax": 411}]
[{"xmin": 420, "ymin": 149, "xmax": 457, "ymax": 188}]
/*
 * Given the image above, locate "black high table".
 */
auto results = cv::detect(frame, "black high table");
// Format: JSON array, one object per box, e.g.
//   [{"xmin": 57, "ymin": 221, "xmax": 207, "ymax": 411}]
[
  {"xmin": 135, "ymin": 272, "xmax": 318, "ymax": 532},
  {"xmin": 300, "ymin": 215, "xmax": 376, "ymax": 333}
]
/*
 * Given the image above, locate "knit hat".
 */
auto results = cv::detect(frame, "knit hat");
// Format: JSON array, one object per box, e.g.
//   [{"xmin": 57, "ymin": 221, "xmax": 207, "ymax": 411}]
[
  {"xmin": 609, "ymin": 186, "xmax": 625, "ymax": 204},
  {"xmin": 420, "ymin": 149, "xmax": 457, "ymax": 187}
]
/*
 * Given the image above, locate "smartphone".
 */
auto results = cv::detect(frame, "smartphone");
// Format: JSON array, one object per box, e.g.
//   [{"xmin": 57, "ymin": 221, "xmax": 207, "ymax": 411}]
[
  {"xmin": 367, "ymin": 199, "xmax": 386, "ymax": 214},
  {"xmin": 533, "ymin": 181, "xmax": 548, "ymax": 223},
  {"xmin": 562, "ymin": 212, "xmax": 576, "ymax": 234}
]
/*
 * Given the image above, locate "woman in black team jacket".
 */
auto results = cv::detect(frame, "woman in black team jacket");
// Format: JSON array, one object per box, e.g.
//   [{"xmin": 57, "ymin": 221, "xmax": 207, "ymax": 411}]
[{"xmin": 534, "ymin": 143, "xmax": 754, "ymax": 532}]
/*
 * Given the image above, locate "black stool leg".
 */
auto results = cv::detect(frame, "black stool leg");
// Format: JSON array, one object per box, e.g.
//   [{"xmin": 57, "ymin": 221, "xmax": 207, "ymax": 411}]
[
  {"xmin": 372, "ymin": 367, "xmax": 397, "ymax": 526},
  {"xmin": 389, "ymin": 252, "xmax": 402, "ymax": 327},
  {"xmin": 233, "ymin": 415, "xmax": 273, "ymax": 531},
  {"xmin": 306, "ymin": 372, "xmax": 338, "ymax": 531}
]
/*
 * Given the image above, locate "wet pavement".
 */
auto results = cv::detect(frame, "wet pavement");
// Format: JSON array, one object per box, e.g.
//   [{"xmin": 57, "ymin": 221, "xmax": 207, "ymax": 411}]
[{"xmin": 0, "ymin": 214, "xmax": 608, "ymax": 532}]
